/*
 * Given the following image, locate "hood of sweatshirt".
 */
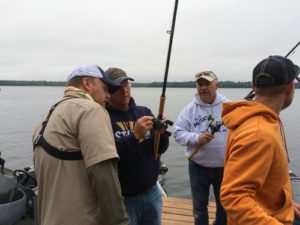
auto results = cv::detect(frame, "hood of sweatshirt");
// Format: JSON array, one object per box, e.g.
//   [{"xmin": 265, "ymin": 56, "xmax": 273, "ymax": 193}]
[{"xmin": 222, "ymin": 100, "xmax": 279, "ymax": 130}]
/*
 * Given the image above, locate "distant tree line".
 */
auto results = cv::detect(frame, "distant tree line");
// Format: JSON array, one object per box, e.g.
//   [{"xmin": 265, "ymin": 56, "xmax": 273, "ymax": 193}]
[
  {"xmin": 133, "ymin": 81, "xmax": 253, "ymax": 88},
  {"xmin": 0, "ymin": 80, "xmax": 299, "ymax": 88},
  {"xmin": 0, "ymin": 80, "xmax": 66, "ymax": 86},
  {"xmin": 133, "ymin": 81, "xmax": 300, "ymax": 88}
]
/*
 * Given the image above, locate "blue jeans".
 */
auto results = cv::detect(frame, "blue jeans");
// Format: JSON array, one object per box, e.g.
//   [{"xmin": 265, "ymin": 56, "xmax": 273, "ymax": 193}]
[
  {"xmin": 294, "ymin": 213, "xmax": 300, "ymax": 225},
  {"xmin": 189, "ymin": 160, "xmax": 227, "ymax": 225},
  {"xmin": 124, "ymin": 184, "xmax": 162, "ymax": 225}
]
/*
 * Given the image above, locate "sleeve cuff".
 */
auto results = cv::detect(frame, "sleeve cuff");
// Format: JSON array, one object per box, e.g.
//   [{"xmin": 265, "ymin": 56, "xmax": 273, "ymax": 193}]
[{"xmin": 131, "ymin": 133, "xmax": 144, "ymax": 144}]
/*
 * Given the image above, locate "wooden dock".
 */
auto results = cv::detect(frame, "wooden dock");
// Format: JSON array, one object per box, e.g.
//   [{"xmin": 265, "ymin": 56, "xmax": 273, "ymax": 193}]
[
  {"xmin": 16, "ymin": 196, "xmax": 216, "ymax": 225},
  {"xmin": 162, "ymin": 197, "xmax": 216, "ymax": 225}
]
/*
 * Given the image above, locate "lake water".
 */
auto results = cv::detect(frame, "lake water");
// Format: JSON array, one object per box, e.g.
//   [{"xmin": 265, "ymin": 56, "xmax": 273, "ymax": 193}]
[{"xmin": 0, "ymin": 86, "xmax": 299, "ymax": 199}]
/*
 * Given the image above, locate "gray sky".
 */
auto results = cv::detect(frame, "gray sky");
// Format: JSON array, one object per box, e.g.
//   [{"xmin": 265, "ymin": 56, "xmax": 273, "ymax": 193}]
[{"xmin": 1, "ymin": 0, "xmax": 299, "ymax": 82}]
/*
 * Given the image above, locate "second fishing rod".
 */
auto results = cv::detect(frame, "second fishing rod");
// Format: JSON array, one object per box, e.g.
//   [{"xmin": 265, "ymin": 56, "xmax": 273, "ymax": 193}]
[{"xmin": 153, "ymin": 0, "xmax": 179, "ymax": 160}]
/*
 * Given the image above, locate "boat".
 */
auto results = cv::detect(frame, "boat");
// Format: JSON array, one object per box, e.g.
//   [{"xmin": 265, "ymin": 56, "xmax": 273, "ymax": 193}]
[
  {"xmin": 0, "ymin": 151, "xmax": 168, "ymax": 225},
  {"xmin": 0, "ymin": 166, "xmax": 37, "ymax": 225}
]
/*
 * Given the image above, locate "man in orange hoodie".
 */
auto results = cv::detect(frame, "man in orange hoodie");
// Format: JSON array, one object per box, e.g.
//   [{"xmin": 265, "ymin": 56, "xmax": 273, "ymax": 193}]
[{"xmin": 220, "ymin": 55, "xmax": 300, "ymax": 225}]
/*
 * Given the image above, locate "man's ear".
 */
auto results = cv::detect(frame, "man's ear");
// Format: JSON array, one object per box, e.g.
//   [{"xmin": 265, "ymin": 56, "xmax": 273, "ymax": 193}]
[
  {"xmin": 81, "ymin": 77, "xmax": 93, "ymax": 92},
  {"xmin": 286, "ymin": 81, "xmax": 295, "ymax": 95}
]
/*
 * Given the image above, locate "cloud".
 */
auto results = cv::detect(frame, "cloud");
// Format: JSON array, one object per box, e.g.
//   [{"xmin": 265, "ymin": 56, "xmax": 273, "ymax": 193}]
[{"xmin": 0, "ymin": 0, "xmax": 299, "ymax": 82}]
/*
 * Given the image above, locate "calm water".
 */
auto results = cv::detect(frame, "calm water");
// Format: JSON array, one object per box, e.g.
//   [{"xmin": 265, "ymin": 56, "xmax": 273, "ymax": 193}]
[{"xmin": 0, "ymin": 86, "xmax": 299, "ymax": 199}]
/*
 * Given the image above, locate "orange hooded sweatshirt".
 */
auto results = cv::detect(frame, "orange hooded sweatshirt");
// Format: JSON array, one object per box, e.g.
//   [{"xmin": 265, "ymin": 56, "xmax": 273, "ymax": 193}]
[{"xmin": 220, "ymin": 100, "xmax": 294, "ymax": 225}]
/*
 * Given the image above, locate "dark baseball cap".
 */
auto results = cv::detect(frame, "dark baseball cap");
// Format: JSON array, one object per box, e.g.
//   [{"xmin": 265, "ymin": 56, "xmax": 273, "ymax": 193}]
[
  {"xmin": 105, "ymin": 68, "xmax": 134, "ymax": 85},
  {"xmin": 253, "ymin": 55, "xmax": 300, "ymax": 88}
]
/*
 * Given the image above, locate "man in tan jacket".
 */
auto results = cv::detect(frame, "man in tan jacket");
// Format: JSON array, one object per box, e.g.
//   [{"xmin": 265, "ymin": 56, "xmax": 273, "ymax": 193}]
[{"xmin": 33, "ymin": 64, "xmax": 130, "ymax": 225}]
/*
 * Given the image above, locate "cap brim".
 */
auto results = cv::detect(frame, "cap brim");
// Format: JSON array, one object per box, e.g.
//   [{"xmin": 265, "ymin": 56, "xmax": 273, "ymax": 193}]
[
  {"xmin": 196, "ymin": 75, "xmax": 215, "ymax": 82},
  {"xmin": 294, "ymin": 64, "xmax": 300, "ymax": 75},
  {"xmin": 114, "ymin": 76, "xmax": 134, "ymax": 85},
  {"xmin": 294, "ymin": 64, "xmax": 300, "ymax": 83},
  {"xmin": 101, "ymin": 76, "xmax": 121, "ymax": 94}
]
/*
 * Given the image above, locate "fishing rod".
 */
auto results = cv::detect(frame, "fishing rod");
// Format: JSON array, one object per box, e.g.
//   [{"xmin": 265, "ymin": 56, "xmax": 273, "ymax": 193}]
[
  {"xmin": 153, "ymin": 0, "xmax": 179, "ymax": 160},
  {"xmin": 285, "ymin": 41, "xmax": 300, "ymax": 58},
  {"xmin": 244, "ymin": 41, "xmax": 300, "ymax": 100},
  {"xmin": 0, "ymin": 151, "xmax": 5, "ymax": 175},
  {"xmin": 187, "ymin": 116, "xmax": 223, "ymax": 160}
]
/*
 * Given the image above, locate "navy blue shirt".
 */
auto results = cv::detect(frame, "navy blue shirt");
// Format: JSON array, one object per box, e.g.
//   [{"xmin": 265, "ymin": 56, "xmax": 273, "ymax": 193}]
[{"xmin": 106, "ymin": 98, "xmax": 169, "ymax": 196}]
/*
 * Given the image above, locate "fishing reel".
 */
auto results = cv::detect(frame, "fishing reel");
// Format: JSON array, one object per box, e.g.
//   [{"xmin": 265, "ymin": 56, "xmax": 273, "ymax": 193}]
[
  {"xmin": 13, "ymin": 167, "xmax": 38, "ymax": 218},
  {"xmin": 207, "ymin": 122, "xmax": 223, "ymax": 135},
  {"xmin": 13, "ymin": 168, "xmax": 37, "ymax": 189},
  {"xmin": 152, "ymin": 118, "xmax": 173, "ymax": 136},
  {"xmin": 206, "ymin": 115, "xmax": 223, "ymax": 135}
]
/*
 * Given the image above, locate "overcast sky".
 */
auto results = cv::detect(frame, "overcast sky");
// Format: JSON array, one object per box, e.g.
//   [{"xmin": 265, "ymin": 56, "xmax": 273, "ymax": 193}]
[{"xmin": 1, "ymin": 0, "xmax": 299, "ymax": 82}]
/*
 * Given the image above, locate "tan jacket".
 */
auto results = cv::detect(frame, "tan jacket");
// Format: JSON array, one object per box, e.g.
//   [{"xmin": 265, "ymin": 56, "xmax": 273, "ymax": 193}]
[{"xmin": 33, "ymin": 91, "xmax": 129, "ymax": 225}]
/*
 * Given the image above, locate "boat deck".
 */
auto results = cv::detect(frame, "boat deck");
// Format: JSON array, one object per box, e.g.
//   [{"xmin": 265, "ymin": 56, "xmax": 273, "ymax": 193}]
[
  {"xmin": 162, "ymin": 197, "xmax": 216, "ymax": 225},
  {"xmin": 16, "ymin": 196, "xmax": 216, "ymax": 225}
]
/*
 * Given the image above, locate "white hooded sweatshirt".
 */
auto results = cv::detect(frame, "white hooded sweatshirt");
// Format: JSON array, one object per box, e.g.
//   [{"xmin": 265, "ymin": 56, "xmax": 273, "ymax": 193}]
[{"xmin": 173, "ymin": 92, "xmax": 230, "ymax": 167}]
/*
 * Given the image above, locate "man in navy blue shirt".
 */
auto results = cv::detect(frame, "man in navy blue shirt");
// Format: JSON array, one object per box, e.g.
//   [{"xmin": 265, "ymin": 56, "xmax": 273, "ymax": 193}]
[{"xmin": 105, "ymin": 67, "xmax": 169, "ymax": 225}]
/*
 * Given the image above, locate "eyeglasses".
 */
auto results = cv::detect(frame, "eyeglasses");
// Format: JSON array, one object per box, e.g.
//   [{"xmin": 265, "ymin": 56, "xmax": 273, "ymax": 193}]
[
  {"xmin": 122, "ymin": 82, "xmax": 131, "ymax": 87},
  {"xmin": 119, "ymin": 82, "xmax": 131, "ymax": 92}
]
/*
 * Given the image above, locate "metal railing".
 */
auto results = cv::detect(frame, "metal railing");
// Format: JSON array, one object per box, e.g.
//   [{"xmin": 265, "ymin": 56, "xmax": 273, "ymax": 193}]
[{"xmin": 290, "ymin": 171, "xmax": 300, "ymax": 202}]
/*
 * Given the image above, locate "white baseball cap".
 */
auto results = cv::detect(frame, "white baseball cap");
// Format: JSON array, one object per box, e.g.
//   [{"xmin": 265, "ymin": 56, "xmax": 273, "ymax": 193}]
[
  {"xmin": 195, "ymin": 71, "xmax": 218, "ymax": 82},
  {"xmin": 67, "ymin": 64, "xmax": 120, "ymax": 93}
]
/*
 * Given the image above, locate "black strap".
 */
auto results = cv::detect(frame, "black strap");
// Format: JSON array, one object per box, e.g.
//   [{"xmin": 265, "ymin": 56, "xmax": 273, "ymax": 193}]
[
  {"xmin": 33, "ymin": 97, "xmax": 83, "ymax": 160},
  {"xmin": 35, "ymin": 136, "xmax": 83, "ymax": 160}
]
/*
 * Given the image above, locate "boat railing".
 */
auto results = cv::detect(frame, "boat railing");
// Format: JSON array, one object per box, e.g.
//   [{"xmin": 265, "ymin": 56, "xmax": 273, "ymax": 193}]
[{"xmin": 290, "ymin": 171, "xmax": 300, "ymax": 203}]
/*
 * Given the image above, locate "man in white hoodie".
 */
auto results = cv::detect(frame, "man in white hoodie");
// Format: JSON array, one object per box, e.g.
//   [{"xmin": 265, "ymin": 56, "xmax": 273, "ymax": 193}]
[{"xmin": 173, "ymin": 71, "xmax": 229, "ymax": 225}]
